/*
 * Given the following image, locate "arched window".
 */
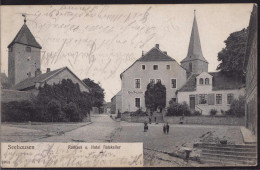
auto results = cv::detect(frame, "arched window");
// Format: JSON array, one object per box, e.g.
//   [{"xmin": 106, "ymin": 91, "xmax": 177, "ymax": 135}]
[
  {"xmin": 205, "ymin": 78, "xmax": 209, "ymax": 85},
  {"xmin": 199, "ymin": 78, "xmax": 204, "ymax": 85},
  {"xmin": 189, "ymin": 62, "xmax": 192, "ymax": 72}
]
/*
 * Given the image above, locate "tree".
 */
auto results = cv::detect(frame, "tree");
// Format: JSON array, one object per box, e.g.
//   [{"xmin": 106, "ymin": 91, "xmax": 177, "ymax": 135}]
[
  {"xmin": 47, "ymin": 100, "xmax": 62, "ymax": 122},
  {"xmin": 35, "ymin": 79, "xmax": 92, "ymax": 122},
  {"xmin": 217, "ymin": 28, "xmax": 248, "ymax": 82},
  {"xmin": 82, "ymin": 78, "xmax": 105, "ymax": 110},
  {"xmin": 227, "ymin": 95, "xmax": 245, "ymax": 117},
  {"xmin": 145, "ymin": 81, "xmax": 166, "ymax": 111}
]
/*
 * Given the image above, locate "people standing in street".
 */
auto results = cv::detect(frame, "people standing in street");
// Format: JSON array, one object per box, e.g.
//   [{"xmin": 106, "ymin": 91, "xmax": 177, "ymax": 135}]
[
  {"xmin": 149, "ymin": 117, "xmax": 151, "ymax": 124},
  {"xmin": 154, "ymin": 116, "xmax": 157, "ymax": 123},
  {"xmin": 166, "ymin": 122, "xmax": 170, "ymax": 134},
  {"xmin": 144, "ymin": 121, "xmax": 148, "ymax": 132}
]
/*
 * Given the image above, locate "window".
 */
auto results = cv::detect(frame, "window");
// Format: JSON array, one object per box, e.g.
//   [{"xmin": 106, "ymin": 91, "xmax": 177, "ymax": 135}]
[
  {"xmin": 142, "ymin": 65, "xmax": 146, "ymax": 70},
  {"xmin": 135, "ymin": 98, "xmax": 140, "ymax": 108},
  {"xmin": 189, "ymin": 62, "xmax": 192, "ymax": 72},
  {"xmin": 205, "ymin": 78, "xmax": 209, "ymax": 85},
  {"xmin": 150, "ymin": 79, "xmax": 155, "ymax": 84},
  {"xmin": 166, "ymin": 65, "xmax": 170, "ymax": 70},
  {"xmin": 227, "ymin": 93, "xmax": 234, "ymax": 105},
  {"xmin": 199, "ymin": 94, "xmax": 207, "ymax": 104},
  {"xmin": 156, "ymin": 79, "xmax": 161, "ymax": 83},
  {"xmin": 199, "ymin": 78, "xmax": 204, "ymax": 85},
  {"xmin": 135, "ymin": 79, "xmax": 140, "ymax": 88},
  {"xmin": 153, "ymin": 65, "xmax": 158, "ymax": 70},
  {"xmin": 172, "ymin": 98, "xmax": 177, "ymax": 103},
  {"xmin": 216, "ymin": 94, "xmax": 222, "ymax": 104},
  {"xmin": 171, "ymin": 79, "xmax": 177, "ymax": 88},
  {"xmin": 26, "ymin": 47, "xmax": 31, "ymax": 52}
]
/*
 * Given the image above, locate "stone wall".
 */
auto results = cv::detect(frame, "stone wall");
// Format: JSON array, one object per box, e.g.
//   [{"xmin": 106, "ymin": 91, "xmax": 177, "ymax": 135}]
[
  {"xmin": 1, "ymin": 89, "xmax": 35, "ymax": 103},
  {"xmin": 164, "ymin": 116, "xmax": 245, "ymax": 126}
]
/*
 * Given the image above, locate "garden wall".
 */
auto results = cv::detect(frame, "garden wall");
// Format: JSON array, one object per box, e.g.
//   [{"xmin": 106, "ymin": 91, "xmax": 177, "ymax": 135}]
[
  {"xmin": 164, "ymin": 116, "xmax": 245, "ymax": 126},
  {"xmin": 121, "ymin": 114, "xmax": 149, "ymax": 123}
]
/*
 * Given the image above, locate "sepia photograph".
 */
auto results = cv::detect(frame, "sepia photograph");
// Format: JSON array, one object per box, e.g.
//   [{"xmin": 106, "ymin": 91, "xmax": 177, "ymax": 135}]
[{"xmin": 0, "ymin": 3, "xmax": 258, "ymax": 167}]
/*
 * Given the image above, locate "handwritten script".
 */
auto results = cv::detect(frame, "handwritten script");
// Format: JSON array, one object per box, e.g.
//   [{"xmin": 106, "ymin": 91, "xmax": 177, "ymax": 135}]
[{"xmin": 1, "ymin": 143, "xmax": 143, "ymax": 167}]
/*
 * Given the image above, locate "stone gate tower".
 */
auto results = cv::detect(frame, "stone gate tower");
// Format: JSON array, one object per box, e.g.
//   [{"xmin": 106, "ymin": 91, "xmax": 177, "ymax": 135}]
[
  {"xmin": 8, "ymin": 16, "xmax": 42, "ymax": 85},
  {"xmin": 181, "ymin": 10, "xmax": 208, "ymax": 74}
]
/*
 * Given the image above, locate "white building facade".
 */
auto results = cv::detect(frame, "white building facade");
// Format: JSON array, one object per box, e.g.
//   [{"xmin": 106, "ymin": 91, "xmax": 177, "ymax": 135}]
[{"xmin": 120, "ymin": 44, "xmax": 187, "ymax": 112}]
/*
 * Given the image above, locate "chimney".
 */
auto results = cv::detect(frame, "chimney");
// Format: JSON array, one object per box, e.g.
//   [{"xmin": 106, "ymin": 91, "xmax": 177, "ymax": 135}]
[
  {"xmin": 35, "ymin": 68, "xmax": 42, "ymax": 77},
  {"xmin": 163, "ymin": 51, "xmax": 167, "ymax": 55},
  {"xmin": 155, "ymin": 44, "xmax": 159, "ymax": 49},
  {"xmin": 47, "ymin": 68, "xmax": 51, "ymax": 73}
]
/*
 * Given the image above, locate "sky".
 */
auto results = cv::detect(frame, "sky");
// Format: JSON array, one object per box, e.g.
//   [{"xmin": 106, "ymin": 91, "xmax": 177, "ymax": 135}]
[{"xmin": 1, "ymin": 4, "xmax": 253, "ymax": 101}]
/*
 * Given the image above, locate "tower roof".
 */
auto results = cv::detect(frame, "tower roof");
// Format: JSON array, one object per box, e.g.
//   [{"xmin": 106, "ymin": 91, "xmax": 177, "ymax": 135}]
[
  {"xmin": 181, "ymin": 11, "xmax": 208, "ymax": 63},
  {"xmin": 8, "ymin": 23, "xmax": 42, "ymax": 49}
]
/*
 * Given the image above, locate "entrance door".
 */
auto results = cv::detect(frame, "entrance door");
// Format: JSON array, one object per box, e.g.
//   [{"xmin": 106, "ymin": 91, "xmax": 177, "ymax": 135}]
[{"xmin": 190, "ymin": 95, "xmax": 195, "ymax": 112}]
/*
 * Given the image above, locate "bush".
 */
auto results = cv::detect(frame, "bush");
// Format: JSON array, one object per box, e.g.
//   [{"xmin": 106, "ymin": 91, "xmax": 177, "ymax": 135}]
[
  {"xmin": 193, "ymin": 110, "xmax": 202, "ymax": 116},
  {"xmin": 210, "ymin": 109, "xmax": 218, "ymax": 116},
  {"xmin": 166, "ymin": 102, "xmax": 191, "ymax": 116},
  {"xmin": 226, "ymin": 95, "xmax": 245, "ymax": 117},
  {"xmin": 130, "ymin": 109, "xmax": 148, "ymax": 116},
  {"xmin": 1, "ymin": 100, "xmax": 35, "ymax": 122},
  {"xmin": 47, "ymin": 100, "xmax": 62, "ymax": 122}
]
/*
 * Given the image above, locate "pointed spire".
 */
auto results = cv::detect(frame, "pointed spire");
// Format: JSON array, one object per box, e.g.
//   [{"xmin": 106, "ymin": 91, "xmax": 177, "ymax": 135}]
[{"xmin": 181, "ymin": 10, "xmax": 208, "ymax": 63}]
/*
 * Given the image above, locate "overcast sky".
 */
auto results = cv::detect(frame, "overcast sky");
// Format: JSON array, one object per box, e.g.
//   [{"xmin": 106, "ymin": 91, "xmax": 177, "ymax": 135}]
[{"xmin": 1, "ymin": 4, "xmax": 253, "ymax": 101}]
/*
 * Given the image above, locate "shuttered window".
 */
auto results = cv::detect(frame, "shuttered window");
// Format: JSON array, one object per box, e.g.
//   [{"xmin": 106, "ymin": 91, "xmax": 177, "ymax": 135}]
[
  {"xmin": 227, "ymin": 93, "xmax": 234, "ymax": 104},
  {"xmin": 208, "ymin": 94, "xmax": 215, "ymax": 105}
]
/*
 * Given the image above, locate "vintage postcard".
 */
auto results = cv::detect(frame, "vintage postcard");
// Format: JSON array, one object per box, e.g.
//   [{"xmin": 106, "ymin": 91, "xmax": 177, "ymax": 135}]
[{"xmin": 0, "ymin": 4, "xmax": 257, "ymax": 167}]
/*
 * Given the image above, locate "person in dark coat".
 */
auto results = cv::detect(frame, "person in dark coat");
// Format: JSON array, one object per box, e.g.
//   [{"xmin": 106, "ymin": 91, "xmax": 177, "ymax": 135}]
[
  {"xmin": 149, "ymin": 117, "xmax": 151, "ymax": 124},
  {"xmin": 166, "ymin": 123, "xmax": 169, "ymax": 134},
  {"xmin": 154, "ymin": 116, "xmax": 157, "ymax": 123},
  {"xmin": 163, "ymin": 124, "xmax": 166, "ymax": 134}
]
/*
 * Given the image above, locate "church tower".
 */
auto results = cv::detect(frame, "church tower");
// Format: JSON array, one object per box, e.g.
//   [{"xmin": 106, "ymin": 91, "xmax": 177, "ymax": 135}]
[
  {"xmin": 8, "ymin": 16, "xmax": 42, "ymax": 85},
  {"xmin": 181, "ymin": 10, "xmax": 208, "ymax": 74}
]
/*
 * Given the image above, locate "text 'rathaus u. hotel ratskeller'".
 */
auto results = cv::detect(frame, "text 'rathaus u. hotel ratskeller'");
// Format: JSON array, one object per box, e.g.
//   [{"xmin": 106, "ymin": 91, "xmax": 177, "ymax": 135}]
[{"xmin": 112, "ymin": 11, "xmax": 245, "ymax": 115}]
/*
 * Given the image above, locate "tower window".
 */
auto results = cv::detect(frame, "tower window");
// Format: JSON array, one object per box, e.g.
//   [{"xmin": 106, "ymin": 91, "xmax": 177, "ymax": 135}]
[
  {"xmin": 189, "ymin": 62, "xmax": 192, "ymax": 72},
  {"xmin": 26, "ymin": 47, "xmax": 31, "ymax": 52},
  {"xmin": 153, "ymin": 65, "xmax": 158, "ymax": 70},
  {"xmin": 199, "ymin": 78, "xmax": 204, "ymax": 85},
  {"xmin": 205, "ymin": 78, "xmax": 209, "ymax": 85}
]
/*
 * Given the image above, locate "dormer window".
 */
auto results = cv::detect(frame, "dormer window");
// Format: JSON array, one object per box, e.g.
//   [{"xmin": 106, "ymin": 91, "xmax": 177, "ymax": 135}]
[
  {"xmin": 199, "ymin": 78, "xmax": 204, "ymax": 85},
  {"xmin": 205, "ymin": 78, "xmax": 209, "ymax": 85},
  {"xmin": 26, "ymin": 47, "xmax": 31, "ymax": 52}
]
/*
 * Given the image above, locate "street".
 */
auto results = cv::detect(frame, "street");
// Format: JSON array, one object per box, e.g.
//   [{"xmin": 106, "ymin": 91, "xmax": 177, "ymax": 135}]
[{"xmin": 1, "ymin": 114, "xmax": 244, "ymax": 166}]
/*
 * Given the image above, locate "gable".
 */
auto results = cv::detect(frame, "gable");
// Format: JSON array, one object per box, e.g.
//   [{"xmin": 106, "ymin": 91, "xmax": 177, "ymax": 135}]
[{"xmin": 44, "ymin": 68, "xmax": 89, "ymax": 92}]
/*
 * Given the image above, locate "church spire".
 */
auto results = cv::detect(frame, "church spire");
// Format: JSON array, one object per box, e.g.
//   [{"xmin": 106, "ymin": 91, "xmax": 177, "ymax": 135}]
[{"xmin": 181, "ymin": 10, "xmax": 208, "ymax": 64}]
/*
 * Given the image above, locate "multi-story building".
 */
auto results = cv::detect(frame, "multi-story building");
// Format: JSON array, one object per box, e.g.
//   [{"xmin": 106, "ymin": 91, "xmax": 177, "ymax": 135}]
[
  {"xmin": 245, "ymin": 5, "xmax": 257, "ymax": 135},
  {"xmin": 120, "ymin": 44, "xmax": 187, "ymax": 112}
]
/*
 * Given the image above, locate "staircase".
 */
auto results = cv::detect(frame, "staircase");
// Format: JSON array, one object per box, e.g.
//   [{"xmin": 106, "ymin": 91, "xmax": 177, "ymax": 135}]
[
  {"xmin": 195, "ymin": 143, "xmax": 257, "ymax": 166},
  {"xmin": 151, "ymin": 111, "xmax": 164, "ymax": 123}
]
